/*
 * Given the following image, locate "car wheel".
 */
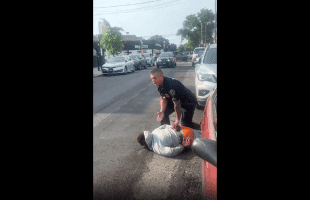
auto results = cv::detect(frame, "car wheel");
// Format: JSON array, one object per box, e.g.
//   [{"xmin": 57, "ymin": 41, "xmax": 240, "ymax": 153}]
[{"xmin": 123, "ymin": 66, "xmax": 128, "ymax": 75}]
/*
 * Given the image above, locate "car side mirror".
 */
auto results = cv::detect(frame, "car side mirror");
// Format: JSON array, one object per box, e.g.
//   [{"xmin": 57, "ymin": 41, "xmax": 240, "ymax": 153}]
[{"xmin": 192, "ymin": 138, "xmax": 217, "ymax": 167}]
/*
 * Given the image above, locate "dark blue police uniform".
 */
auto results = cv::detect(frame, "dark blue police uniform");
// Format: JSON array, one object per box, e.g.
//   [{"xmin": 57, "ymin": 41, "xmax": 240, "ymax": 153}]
[{"xmin": 158, "ymin": 76, "xmax": 197, "ymax": 127}]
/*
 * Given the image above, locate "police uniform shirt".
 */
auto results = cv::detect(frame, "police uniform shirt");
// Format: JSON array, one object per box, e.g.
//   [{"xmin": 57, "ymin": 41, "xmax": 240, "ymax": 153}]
[{"xmin": 157, "ymin": 76, "xmax": 197, "ymax": 108}]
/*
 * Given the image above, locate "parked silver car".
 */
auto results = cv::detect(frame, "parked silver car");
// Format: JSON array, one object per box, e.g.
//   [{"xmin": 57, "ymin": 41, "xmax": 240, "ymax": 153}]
[
  {"xmin": 102, "ymin": 56, "xmax": 135, "ymax": 76},
  {"xmin": 194, "ymin": 44, "xmax": 217, "ymax": 108}
]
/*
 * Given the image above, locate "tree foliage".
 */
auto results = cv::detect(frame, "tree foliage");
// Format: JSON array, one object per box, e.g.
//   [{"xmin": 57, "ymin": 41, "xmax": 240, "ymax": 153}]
[
  {"xmin": 177, "ymin": 44, "xmax": 186, "ymax": 52},
  {"xmin": 177, "ymin": 8, "xmax": 215, "ymax": 51},
  {"xmin": 100, "ymin": 27, "xmax": 124, "ymax": 56},
  {"xmin": 100, "ymin": 18, "xmax": 124, "ymax": 36},
  {"xmin": 148, "ymin": 35, "xmax": 170, "ymax": 47}
]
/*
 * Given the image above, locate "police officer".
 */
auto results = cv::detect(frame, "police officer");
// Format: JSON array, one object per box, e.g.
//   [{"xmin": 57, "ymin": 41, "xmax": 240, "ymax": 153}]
[{"xmin": 150, "ymin": 68, "xmax": 197, "ymax": 131}]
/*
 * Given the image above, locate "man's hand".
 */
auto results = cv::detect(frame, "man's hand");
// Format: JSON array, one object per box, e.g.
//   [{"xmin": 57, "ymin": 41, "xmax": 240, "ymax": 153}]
[
  {"xmin": 156, "ymin": 111, "xmax": 164, "ymax": 122},
  {"xmin": 171, "ymin": 120, "xmax": 180, "ymax": 131}
]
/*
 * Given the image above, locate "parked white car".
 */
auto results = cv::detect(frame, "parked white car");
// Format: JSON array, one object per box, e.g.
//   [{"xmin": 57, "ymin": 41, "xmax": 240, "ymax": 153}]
[
  {"xmin": 102, "ymin": 56, "xmax": 135, "ymax": 76},
  {"xmin": 194, "ymin": 44, "xmax": 217, "ymax": 108},
  {"xmin": 192, "ymin": 47, "xmax": 206, "ymax": 64}
]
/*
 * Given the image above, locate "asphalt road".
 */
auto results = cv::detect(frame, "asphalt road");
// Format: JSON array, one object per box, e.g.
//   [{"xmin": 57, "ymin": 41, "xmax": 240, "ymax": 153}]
[{"xmin": 93, "ymin": 61, "xmax": 205, "ymax": 200}]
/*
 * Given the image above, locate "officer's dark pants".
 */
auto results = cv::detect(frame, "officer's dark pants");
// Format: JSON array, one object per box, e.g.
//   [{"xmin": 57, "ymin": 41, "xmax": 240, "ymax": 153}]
[{"xmin": 160, "ymin": 104, "xmax": 195, "ymax": 128}]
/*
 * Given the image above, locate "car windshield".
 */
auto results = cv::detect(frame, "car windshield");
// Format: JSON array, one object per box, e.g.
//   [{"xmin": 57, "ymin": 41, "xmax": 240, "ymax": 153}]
[
  {"xmin": 109, "ymin": 57, "xmax": 125, "ymax": 63},
  {"xmin": 129, "ymin": 55, "xmax": 140, "ymax": 59},
  {"xmin": 160, "ymin": 52, "xmax": 173, "ymax": 57},
  {"xmin": 203, "ymin": 48, "xmax": 217, "ymax": 64},
  {"xmin": 194, "ymin": 48, "xmax": 205, "ymax": 54},
  {"xmin": 197, "ymin": 50, "xmax": 204, "ymax": 57}
]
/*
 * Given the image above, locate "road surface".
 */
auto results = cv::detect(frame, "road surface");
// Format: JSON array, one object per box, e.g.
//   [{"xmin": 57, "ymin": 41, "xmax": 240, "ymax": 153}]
[{"xmin": 93, "ymin": 61, "xmax": 204, "ymax": 200}]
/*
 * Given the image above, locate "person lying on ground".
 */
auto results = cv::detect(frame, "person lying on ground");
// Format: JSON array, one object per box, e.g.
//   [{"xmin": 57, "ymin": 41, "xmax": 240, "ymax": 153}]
[{"xmin": 137, "ymin": 124, "xmax": 195, "ymax": 157}]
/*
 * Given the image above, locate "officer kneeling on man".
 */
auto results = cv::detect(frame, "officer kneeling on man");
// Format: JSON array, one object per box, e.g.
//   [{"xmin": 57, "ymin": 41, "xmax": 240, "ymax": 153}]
[{"xmin": 150, "ymin": 68, "xmax": 197, "ymax": 130}]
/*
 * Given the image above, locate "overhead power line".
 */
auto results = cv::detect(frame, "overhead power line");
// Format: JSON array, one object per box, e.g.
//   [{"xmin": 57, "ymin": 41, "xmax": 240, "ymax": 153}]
[
  {"xmin": 94, "ymin": 0, "xmax": 182, "ymax": 15},
  {"xmin": 94, "ymin": 0, "xmax": 180, "ymax": 13},
  {"xmin": 94, "ymin": 0, "xmax": 164, "ymax": 8},
  {"xmin": 139, "ymin": 33, "xmax": 177, "ymax": 37}
]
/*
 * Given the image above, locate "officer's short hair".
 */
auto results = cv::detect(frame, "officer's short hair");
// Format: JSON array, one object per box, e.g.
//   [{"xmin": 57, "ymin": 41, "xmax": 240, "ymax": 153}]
[{"xmin": 150, "ymin": 68, "xmax": 163, "ymax": 76}]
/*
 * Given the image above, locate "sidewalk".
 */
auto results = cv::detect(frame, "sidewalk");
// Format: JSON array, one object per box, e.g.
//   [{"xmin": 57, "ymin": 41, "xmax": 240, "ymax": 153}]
[{"xmin": 93, "ymin": 67, "xmax": 103, "ymax": 77}]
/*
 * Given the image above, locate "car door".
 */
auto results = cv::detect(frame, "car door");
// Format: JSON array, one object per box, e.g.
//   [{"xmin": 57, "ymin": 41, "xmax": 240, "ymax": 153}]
[
  {"xmin": 200, "ymin": 88, "xmax": 217, "ymax": 198},
  {"xmin": 126, "ymin": 56, "xmax": 133, "ymax": 71}
]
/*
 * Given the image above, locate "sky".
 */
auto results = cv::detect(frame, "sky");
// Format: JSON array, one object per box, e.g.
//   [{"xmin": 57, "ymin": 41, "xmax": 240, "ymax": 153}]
[{"xmin": 93, "ymin": 0, "xmax": 215, "ymax": 47}]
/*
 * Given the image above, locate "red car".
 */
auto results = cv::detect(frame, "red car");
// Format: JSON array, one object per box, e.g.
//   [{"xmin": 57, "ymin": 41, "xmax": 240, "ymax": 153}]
[{"xmin": 192, "ymin": 87, "xmax": 217, "ymax": 199}]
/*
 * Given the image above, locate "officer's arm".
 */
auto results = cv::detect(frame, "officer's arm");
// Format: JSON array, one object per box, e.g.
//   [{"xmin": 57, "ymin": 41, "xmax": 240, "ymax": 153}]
[
  {"xmin": 173, "ymin": 100, "xmax": 182, "ymax": 123},
  {"xmin": 160, "ymin": 96, "xmax": 168, "ymax": 112}
]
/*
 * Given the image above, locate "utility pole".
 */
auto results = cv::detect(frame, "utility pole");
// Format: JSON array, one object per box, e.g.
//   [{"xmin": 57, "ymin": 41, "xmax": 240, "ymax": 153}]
[
  {"xmin": 215, "ymin": 0, "xmax": 217, "ymax": 44},
  {"xmin": 205, "ymin": 23, "xmax": 207, "ymax": 46},
  {"xmin": 201, "ymin": 22, "xmax": 203, "ymax": 47}
]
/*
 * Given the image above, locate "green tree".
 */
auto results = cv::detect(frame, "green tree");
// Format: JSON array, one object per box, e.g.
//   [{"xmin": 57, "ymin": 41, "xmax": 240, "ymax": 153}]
[
  {"xmin": 177, "ymin": 8, "xmax": 215, "ymax": 50},
  {"xmin": 177, "ymin": 44, "xmax": 186, "ymax": 52},
  {"xmin": 148, "ymin": 35, "xmax": 170, "ymax": 49},
  {"xmin": 100, "ymin": 18, "xmax": 124, "ymax": 36},
  {"xmin": 100, "ymin": 27, "xmax": 124, "ymax": 56}
]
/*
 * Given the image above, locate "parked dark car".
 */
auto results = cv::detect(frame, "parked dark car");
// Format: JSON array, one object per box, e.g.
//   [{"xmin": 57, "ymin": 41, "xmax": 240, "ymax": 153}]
[
  {"xmin": 143, "ymin": 53, "xmax": 154, "ymax": 67},
  {"xmin": 156, "ymin": 52, "xmax": 176, "ymax": 68},
  {"xmin": 129, "ymin": 54, "xmax": 147, "ymax": 70},
  {"xmin": 137, "ymin": 54, "xmax": 147, "ymax": 69},
  {"xmin": 191, "ymin": 87, "xmax": 217, "ymax": 199},
  {"xmin": 175, "ymin": 52, "xmax": 188, "ymax": 61},
  {"xmin": 128, "ymin": 54, "xmax": 141, "ymax": 70},
  {"xmin": 172, "ymin": 51, "xmax": 179, "ymax": 57}
]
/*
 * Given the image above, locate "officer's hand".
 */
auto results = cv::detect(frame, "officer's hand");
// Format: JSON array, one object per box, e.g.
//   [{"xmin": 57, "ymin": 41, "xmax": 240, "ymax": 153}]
[
  {"xmin": 156, "ymin": 111, "xmax": 164, "ymax": 122},
  {"xmin": 171, "ymin": 121, "xmax": 180, "ymax": 131}
]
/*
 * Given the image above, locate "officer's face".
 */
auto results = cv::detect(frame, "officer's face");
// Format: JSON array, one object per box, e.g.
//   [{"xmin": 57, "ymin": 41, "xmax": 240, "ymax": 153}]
[{"xmin": 150, "ymin": 74, "xmax": 163, "ymax": 86}]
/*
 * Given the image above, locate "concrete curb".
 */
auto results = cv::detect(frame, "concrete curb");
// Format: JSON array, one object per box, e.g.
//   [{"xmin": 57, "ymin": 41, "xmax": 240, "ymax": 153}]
[{"xmin": 93, "ymin": 67, "xmax": 103, "ymax": 78}]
